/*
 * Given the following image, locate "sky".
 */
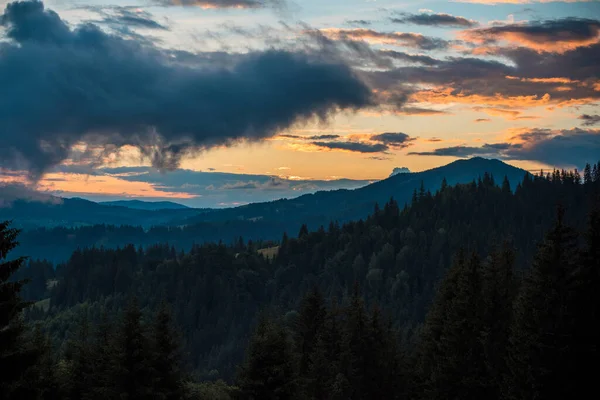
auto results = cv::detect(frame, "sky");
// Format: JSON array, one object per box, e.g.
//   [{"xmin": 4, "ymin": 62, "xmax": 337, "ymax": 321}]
[{"xmin": 0, "ymin": 0, "xmax": 599, "ymax": 207}]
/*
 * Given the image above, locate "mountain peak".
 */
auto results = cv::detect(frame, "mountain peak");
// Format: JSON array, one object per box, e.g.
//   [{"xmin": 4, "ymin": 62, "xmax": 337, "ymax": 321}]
[{"xmin": 389, "ymin": 167, "xmax": 411, "ymax": 177}]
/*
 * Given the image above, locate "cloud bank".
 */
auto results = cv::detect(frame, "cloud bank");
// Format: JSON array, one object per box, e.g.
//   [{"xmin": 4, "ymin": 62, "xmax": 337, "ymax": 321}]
[{"xmin": 0, "ymin": 1, "xmax": 371, "ymax": 178}]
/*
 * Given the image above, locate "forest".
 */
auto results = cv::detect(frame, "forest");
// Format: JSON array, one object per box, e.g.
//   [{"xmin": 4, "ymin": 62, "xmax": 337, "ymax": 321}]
[{"xmin": 1, "ymin": 162, "xmax": 600, "ymax": 399}]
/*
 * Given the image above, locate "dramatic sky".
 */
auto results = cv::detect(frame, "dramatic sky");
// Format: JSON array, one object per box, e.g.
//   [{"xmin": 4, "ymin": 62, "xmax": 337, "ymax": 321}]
[{"xmin": 1, "ymin": 0, "xmax": 599, "ymax": 207}]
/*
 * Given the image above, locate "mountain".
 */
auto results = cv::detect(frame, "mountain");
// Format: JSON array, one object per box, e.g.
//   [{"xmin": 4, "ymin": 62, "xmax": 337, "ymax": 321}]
[
  {"xmin": 0, "ymin": 195, "xmax": 203, "ymax": 229},
  {"xmin": 181, "ymin": 157, "xmax": 528, "ymax": 226},
  {"xmin": 1, "ymin": 157, "xmax": 526, "ymax": 235},
  {"xmin": 99, "ymin": 200, "xmax": 190, "ymax": 210}
]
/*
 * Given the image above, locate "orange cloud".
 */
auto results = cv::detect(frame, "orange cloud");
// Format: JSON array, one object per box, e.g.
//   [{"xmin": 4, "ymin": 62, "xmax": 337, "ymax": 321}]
[
  {"xmin": 460, "ymin": 19, "xmax": 600, "ymax": 53},
  {"xmin": 473, "ymin": 106, "xmax": 520, "ymax": 118},
  {"xmin": 318, "ymin": 28, "xmax": 448, "ymax": 50},
  {"xmin": 412, "ymin": 87, "xmax": 597, "ymax": 108},
  {"xmin": 472, "ymin": 106, "xmax": 541, "ymax": 120},
  {"xmin": 34, "ymin": 173, "xmax": 197, "ymax": 199},
  {"xmin": 506, "ymin": 76, "xmax": 582, "ymax": 84}
]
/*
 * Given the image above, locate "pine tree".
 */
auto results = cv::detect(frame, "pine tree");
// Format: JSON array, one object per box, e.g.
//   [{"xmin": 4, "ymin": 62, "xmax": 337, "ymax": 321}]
[
  {"xmin": 298, "ymin": 224, "xmax": 309, "ymax": 239},
  {"xmin": 151, "ymin": 303, "xmax": 184, "ymax": 400},
  {"xmin": 112, "ymin": 298, "xmax": 155, "ymax": 400},
  {"xmin": 64, "ymin": 313, "xmax": 93, "ymax": 400},
  {"xmin": 237, "ymin": 315, "xmax": 297, "ymax": 400},
  {"xmin": 340, "ymin": 284, "xmax": 369, "ymax": 399},
  {"xmin": 479, "ymin": 244, "xmax": 516, "ymax": 399},
  {"xmin": 294, "ymin": 287, "xmax": 326, "ymax": 378},
  {"xmin": 87, "ymin": 311, "xmax": 116, "ymax": 400},
  {"xmin": 27, "ymin": 325, "xmax": 60, "ymax": 400},
  {"xmin": 583, "ymin": 163, "xmax": 592, "ymax": 185},
  {"xmin": 416, "ymin": 251, "xmax": 486, "ymax": 400},
  {"xmin": 435, "ymin": 252, "xmax": 486, "ymax": 400},
  {"xmin": 567, "ymin": 207, "xmax": 600, "ymax": 398},
  {"xmin": 365, "ymin": 306, "xmax": 403, "ymax": 399},
  {"xmin": 501, "ymin": 176, "xmax": 511, "ymax": 194},
  {"xmin": 415, "ymin": 250, "xmax": 465, "ymax": 395},
  {"xmin": 0, "ymin": 221, "xmax": 39, "ymax": 400},
  {"xmin": 307, "ymin": 297, "xmax": 343, "ymax": 399},
  {"xmin": 505, "ymin": 208, "xmax": 580, "ymax": 400}
]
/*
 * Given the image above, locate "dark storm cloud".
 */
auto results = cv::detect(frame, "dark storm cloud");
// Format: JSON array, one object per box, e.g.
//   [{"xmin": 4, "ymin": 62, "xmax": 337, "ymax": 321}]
[
  {"xmin": 311, "ymin": 141, "xmax": 389, "ymax": 153},
  {"xmin": 579, "ymin": 114, "xmax": 600, "ymax": 126},
  {"xmin": 370, "ymin": 132, "xmax": 415, "ymax": 148},
  {"xmin": 0, "ymin": 1, "xmax": 372, "ymax": 178},
  {"xmin": 392, "ymin": 12, "xmax": 478, "ymax": 28},
  {"xmin": 410, "ymin": 128, "xmax": 600, "ymax": 167},
  {"xmin": 157, "ymin": 0, "xmax": 284, "ymax": 8}
]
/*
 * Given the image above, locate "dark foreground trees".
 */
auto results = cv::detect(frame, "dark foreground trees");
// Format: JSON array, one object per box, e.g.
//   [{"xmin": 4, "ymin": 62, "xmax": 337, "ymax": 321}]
[{"xmin": 0, "ymin": 221, "xmax": 40, "ymax": 400}]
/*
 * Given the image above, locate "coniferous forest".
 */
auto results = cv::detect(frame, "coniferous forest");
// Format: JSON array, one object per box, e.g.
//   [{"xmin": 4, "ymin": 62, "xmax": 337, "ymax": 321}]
[{"xmin": 2, "ymin": 163, "xmax": 600, "ymax": 399}]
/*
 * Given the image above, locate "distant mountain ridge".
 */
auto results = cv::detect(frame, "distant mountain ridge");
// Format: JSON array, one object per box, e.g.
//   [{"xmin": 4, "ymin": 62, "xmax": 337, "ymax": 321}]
[
  {"xmin": 1, "ymin": 158, "xmax": 528, "ymax": 231},
  {"xmin": 0, "ymin": 196, "xmax": 203, "ymax": 230},
  {"xmin": 99, "ymin": 200, "xmax": 189, "ymax": 210},
  {"xmin": 181, "ymin": 157, "xmax": 529, "ymax": 226}
]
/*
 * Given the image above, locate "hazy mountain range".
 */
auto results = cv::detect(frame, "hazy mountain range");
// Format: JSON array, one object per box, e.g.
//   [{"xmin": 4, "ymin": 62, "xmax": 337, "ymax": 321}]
[{"xmin": 1, "ymin": 158, "xmax": 528, "ymax": 231}]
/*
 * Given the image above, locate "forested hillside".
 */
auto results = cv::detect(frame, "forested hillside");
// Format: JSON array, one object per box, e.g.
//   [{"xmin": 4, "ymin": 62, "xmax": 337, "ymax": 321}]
[
  {"xmin": 12, "ymin": 157, "xmax": 527, "ymax": 262},
  {"xmin": 8, "ymin": 162, "xmax": 598, "ymax": 387}
]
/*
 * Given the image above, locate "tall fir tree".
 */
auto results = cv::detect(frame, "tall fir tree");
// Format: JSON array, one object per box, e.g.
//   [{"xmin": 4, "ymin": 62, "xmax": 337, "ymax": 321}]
[
  {"xmin": 294, "ymin": 287, "xmax": 326, "ymax": 378},
  {"xmin": 112, "ymin": 298, "xmax": 155, "ymax": 400},
  {"xmin": 505, "ymin": 208, "xmax": 580, "ymax": 400},
  {"xmin": 87, "ymin": 311, "xmax": 116, "ymax": 400},
  {"xmin": 151, "ymin": 303, "xmax": 184, "ymax": 400},
  {"xmin": 63, "ymin": 313, "xmax": 94, "ymax": 400},
  {"xmin": 26, "ymin": 325, "xmax": 59, "ymax": 400},
  {"xmin": 237, "ymin": 315, "xmax": 297, "ymax": 400},
  {"xmin": 339, "ymin": 283, "xmax": 369, "ymax": 400},
  {"xmin": 479, "ymin": 244, "xmax": 517, "ymax": 400},
  {"xmin": 567, "ymin": 207, "xmax": 600, "ymax": 397},
  {"xmin": 0, "ymin": 221, "xmax": 39, "ymax": 400},
  {"xmin": 415, "ymin": 250, "xmax": 465, "ymax": 397}
]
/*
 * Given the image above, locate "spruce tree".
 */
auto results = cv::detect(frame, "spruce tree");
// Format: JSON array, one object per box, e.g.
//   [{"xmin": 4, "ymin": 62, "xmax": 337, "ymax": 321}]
[
  {"xmin": 151, "ymin": 303, "xmax": 184, "ymax": 400},
  {"xmin": 294, "ymin": 287, "xmax": 326, "ymax": 377},
  {"xmin": 567, "ymin": 207, "xmax": 600, "ymax": 398},
  {"xmin": 27, "ymin": 325, "xmax": 60, "ymax": 400},
  {"xmin": 340, "ymin": 284, "xmax": 369, "ymax": 399},
  {"xmin": 583, "ymin": 163, "xmax": 592, "ymax": 185},
  {"xmin": 480, "ymin": 244, "xmax": 516, "ymax": 400},
  {"xmin": 113, "ymin": 298, "xmax": 155, "ymax": 400},
  {"xmin": 435, "ymin": 252, "xmax": 485, "ymax": 400},
  {"xmin": 0, "ymin": 221, "xmax": 39, "ymax": 400},
  {"xmin": 87, "ymin": 311, "xmax": 116, "ymax": 400},
  {"xmin": 415, "ymin": 250, "xmax": 465, "ymax": 396},
  {"xmin": 237, "ymin": 315, "xmax": 297, "ymax": 400},
  {"xmin": 416, "ymin": 251, "xmax": 486, "ymax": 400},
  {"xmin": 505, "ymin": 208, "xmax": 580, "ymax": 400},
  {"xmin": 63, "ymin": 313, "xmax": 94, "ymax": 400},
  {"xmin": 307, "ymin": 297, "xmax": 343, "ymax": 399}
]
